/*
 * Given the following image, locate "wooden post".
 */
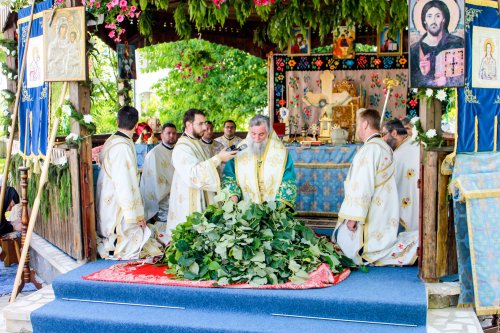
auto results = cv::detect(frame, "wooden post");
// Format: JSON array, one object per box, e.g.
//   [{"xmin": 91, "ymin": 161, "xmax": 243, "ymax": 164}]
[
  {"xmin": 14, "ymin": 166, "xmax": 42, "ymax": 298},
  {"xmin": 435, "ymin": 153, "xmax": 449, "ymax": 277},
  {"xmin": 421, "ymin": 150, "xmax": 438, "ymax": 282},
  {"xmin": 69, "ymin": 82, "xmax": 96, "ymax": 261}
]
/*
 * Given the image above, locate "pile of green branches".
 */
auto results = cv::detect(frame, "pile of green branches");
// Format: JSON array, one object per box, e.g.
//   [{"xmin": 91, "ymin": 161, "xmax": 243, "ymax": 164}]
[{"xmin": 163, "ymin": 193, "xmax": 356, "ymax": 286}]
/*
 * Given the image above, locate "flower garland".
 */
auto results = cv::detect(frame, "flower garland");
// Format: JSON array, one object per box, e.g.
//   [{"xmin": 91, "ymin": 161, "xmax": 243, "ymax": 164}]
[
  {"xmin": 0, "ymin": 38, "xmax": 18, "ymax": 57},
  {"xmin": 410, "ymin": 117, "xmax": 444, "ymax": 150},
  {"xmin": 1, "ymin": 63, "xmax": 18, "ymax": 81},
  {"xmin": 0, "ymin": 89, "xmax": 15, "ymax": 138},
  {"xmin": 411, "ymin": 87, "xmax": 457, "ymax": 134},
  {"xmin": 56, "ymin": 100, "xmax": 96, "ymax": 136},
  {"xmin": 0, "ymin": 89, "xmax": 15, "ymax": 104}
]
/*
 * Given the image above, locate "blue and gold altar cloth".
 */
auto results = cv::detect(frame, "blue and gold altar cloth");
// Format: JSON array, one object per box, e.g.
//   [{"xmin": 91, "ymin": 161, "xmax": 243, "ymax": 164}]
[
  {"xmin": 450, "ymin": 152, "xmax": 500, "ymax": 315},
  {"xmin": 287, "ymin": 144, "xmax": 361, "ymax": 217}
]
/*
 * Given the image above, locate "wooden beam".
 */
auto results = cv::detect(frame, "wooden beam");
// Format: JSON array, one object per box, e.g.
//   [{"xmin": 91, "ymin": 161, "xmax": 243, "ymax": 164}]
[
  {"xmin": 69, "ymin": 82, "xmax": 97, "ymax": 261},
  {"xmin": 435, "ymin": 152, "xmax": 449, "ymax": 278},
  {"xmin": 421, "ymin": 150, "xmax": 438, "ymax": 282}
]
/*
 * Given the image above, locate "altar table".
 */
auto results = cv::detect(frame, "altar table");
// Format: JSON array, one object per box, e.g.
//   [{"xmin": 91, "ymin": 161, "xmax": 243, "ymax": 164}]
[{"xmin": 287, "ymin": 144, "xmax": 361, "ymax": 218}]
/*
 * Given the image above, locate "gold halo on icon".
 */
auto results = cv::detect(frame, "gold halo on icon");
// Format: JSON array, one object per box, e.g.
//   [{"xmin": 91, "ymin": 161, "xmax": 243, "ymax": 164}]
[
  {"xmin": 413, "ymin": 0, "xmax": 460, "ymax": 35},
  {"xmin": 483, "ymin": 38, "xmax": 494, "ymax": 54}
]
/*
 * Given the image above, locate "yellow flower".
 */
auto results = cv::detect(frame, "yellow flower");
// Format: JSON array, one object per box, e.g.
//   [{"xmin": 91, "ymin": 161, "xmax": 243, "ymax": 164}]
[
  {"xmin": 288, "ymin": 59, "xmax": 296, "ymax": 67},
  {"xmin": 406, "ymin": 169, "xmax": 415, "ymax": 179},
  {"xmin": 402, "ymin": 197, "xmax": 411, "ymax": 208}
]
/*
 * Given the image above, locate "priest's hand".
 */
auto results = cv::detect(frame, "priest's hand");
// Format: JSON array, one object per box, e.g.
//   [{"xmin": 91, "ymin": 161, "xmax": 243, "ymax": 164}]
[
  {"xmin": 231, "ymin": 195, "xmax": 239, "ymax": 203},
  {"xmin": 137, "ymin": 219, "xmax": 146, "ymax": 229},
  {"xmin": 218, "ymin": 150, "xmax": 237, "ymax": 162},
  {"xmin": 346, "ymin": 220, "xmax": 358, "ymax": 232}
]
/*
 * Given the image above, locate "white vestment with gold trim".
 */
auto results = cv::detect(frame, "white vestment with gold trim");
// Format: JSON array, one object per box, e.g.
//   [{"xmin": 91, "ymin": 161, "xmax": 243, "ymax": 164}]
[
  {"xmin": 394, "ymin": 138, "xmax": 420, "ymax": 235},
  {"xmin": 334, "ymin": 136, "xmax": 417, "ymax": 266},
  {"xmin": 96, "ymin": 134, "xmax": 147, "ymax": 260},
  {"xmin": 167, "ymin": 136, "xmax": 221, "ymax": 241},
  {"xmin": 234, "ymin": 132, "xmax": 287, "ymax": 204},
  {"xmin": 140, "ymin": 143, "xmax": 174, "ymax": 223}
]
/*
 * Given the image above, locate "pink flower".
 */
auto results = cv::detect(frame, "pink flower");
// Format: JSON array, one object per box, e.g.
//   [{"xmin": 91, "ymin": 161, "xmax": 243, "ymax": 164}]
[
  {"xmin": 108, "ymin": 30, "xmax": 115, "ymax": 38},
  {"xmin": 130, "ymin": 5, "xmax": 136, "ymax": 11},
  {"xmin": 82, "ymin": 0, "xmax": 87, "ymax": 5},
  {"xmin": 105, "ymin": 23, "xmax": 116, "ymax": 29},
  {"xmin": 106, "ymin": 2, "xmax": 113, "ymax": 10},
  {"xmin": 95, "ymin": 2, "xmax": 100, "ymax": 8},
  {"xmin": 111, "ymin": 0, "xmax": 119, "ymax": 5},
  {"xmin": 114, "ymin": 37, "xmax": 121, "ymax": 42},
  {"xmin": 135, "ymin": 11, "xmax": 141, "ymax": 18},
  {"xmin": 119, "ymin": 0, "xmax": 127, "ymax": 6},
  {"xmin": 116, "ymin": 14, "xmax": 124, "ymax": 22},
  {"xmin": 119, "ymin": 28, "xmax": 126, "ymax": 35}
]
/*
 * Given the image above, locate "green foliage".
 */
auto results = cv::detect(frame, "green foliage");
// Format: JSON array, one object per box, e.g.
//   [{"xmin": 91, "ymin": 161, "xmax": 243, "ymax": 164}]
[
  {"xmin": 9, "ymin": 154, "xmax": 72, "ymax": 220},
  {"xmin": 57, "ymin": 100, "xmax": 97, "ymax": 136},
  {"xmin": 140, "ymin": 39, "xmax": 267, "ymax": 130},
  {"xmin": 139, "ymin": 0, "xmax": 409, "ymax": 51},
  {"xmin": 163, "ymin": 194, "xmax": 356, "ymax": 286},
  {"xmin": 88, "ymin": 37, "xmax": 120, "ymax": 134}
]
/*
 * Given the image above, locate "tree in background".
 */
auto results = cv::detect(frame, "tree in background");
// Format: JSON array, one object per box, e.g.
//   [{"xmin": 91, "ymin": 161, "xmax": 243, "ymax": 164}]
[
  {"xmin": 139, "ymin": 39, "xmax": 267, "ymax": 130},
  {"xmin": 55, "ymin": 36, "xmax": 120, "ymax": 135}
]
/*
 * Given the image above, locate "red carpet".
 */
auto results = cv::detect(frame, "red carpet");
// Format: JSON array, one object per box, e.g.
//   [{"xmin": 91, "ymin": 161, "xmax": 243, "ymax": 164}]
[{"xmin": 83, "ymin": 261, "xmax": 350, "ymax": 289}]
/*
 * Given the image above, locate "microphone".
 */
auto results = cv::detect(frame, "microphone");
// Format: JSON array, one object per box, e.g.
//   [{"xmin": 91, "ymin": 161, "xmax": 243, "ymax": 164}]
[
  {"xmin": 236, "ymin": 144, "xmax": 247, "ymax": 152},
  {"xmin": 226, "ymin": 144, "xmax": 247, "ymax": 152}
]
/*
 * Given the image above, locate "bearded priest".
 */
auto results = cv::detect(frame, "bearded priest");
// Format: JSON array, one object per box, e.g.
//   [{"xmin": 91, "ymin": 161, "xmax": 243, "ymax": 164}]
[
  {"xmin": 166, "ymin": 109, "xmax": 236, "ymax": 241},
  {"xmin": 333, "ymin": 109, "xmax": 417, "ymax": 266},
  {"xmin": 222, "ymin": 115, "xmax": 297, "ymax": 210}
]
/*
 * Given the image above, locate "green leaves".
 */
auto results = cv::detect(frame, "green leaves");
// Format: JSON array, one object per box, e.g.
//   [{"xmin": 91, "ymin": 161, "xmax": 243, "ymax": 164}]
[
  {"xmin": 138, "ymin": 39, "xmax": 267, "ymax": 131},
  {"xmin": 163, "ymin": 199, "xmax": 357, "ymax": 286}
]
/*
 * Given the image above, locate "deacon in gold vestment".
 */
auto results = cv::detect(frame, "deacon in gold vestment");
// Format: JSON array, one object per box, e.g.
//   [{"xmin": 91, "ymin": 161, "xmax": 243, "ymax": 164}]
[
  {"xmin": 167, "ymin": 109, "xmax": 236, "ymax": 241},
  {"xmin": 333, "ymin": 109, "xmax": 417, "ymax": 266},
  {"xmin": 223, "ymin": 115, "xmax": 297, "ymax": 209},
  {"xmin": 96, "ymin": 106, "xmax": 150, "ymax": 260}
]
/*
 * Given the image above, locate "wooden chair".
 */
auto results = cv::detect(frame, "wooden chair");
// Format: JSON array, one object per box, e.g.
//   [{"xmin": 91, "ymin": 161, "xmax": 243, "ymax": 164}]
[{"xmin": 0, "ymin": 232, "xmax": 21, "ymax": 267}]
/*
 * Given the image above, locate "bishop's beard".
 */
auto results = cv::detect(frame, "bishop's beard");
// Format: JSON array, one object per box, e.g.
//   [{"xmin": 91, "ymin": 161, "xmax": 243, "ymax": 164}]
[{"xmin": 247, "ymin": 134, "xmax": 268, "ymax": 156}]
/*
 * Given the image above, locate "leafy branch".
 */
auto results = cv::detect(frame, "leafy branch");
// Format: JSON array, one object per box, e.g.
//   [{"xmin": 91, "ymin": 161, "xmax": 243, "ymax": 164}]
[{"xmin": 163, "ymin": 192, "xmax": 356, "ymax": 286}]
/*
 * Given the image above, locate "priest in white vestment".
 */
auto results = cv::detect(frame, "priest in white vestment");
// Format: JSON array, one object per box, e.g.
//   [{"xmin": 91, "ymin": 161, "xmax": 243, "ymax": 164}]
[
  {"xmin": 333, "ymin": 109, "xmax": 417, "ymax": 266},
  {"xmin": 382, "ymin": 119, "xmax": 420, "ymax": 235},
  {"xmin": 222, "ymin": 115, "xmax": 297, "ymax": 209},
  {"xmin": 167, "ymin": 109, "xmax": 236, "ymax": 241},
  {"xmin": 96, "ymin": 106, "xmax": 151, "ymax": 260},
  {"xmin": 140, "ymin": 123, "xmax": 177, "ymax": 246},
  {"xmin": 214, "ymin": 120, "xmax": 242, "ymax": 172}
]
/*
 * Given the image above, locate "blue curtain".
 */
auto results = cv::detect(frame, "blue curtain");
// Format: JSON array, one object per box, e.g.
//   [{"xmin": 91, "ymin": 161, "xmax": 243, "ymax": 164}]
[
  {"xmin": 17, "ymin": 0, "xmax": 52, "ymax": 158},
  {"xmin": 457, "ymin": 1, "xmax": 500, "ymax": 153}
]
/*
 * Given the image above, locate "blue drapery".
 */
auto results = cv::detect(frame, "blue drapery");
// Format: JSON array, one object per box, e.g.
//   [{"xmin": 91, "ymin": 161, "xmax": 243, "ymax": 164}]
[
  {"xmin": 17, "ymin": 0, "xmax": 52, "ymax": 158},
  {"xmin": 457, "ymin": 1, "xmax": 500, "ymax": 153}
]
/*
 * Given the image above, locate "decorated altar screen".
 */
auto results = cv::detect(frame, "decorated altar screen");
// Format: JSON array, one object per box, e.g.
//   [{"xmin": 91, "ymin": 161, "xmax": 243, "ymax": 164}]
[{"xmin": 271, "ymin": 54, "xmax": 417, "ymax": 127}]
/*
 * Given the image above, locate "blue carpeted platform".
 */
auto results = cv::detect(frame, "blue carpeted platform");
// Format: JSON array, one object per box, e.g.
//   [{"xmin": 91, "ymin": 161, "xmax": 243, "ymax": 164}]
[{"xmin": 31, "ymin": 260, "xmax": 427, "ymax": 333}]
